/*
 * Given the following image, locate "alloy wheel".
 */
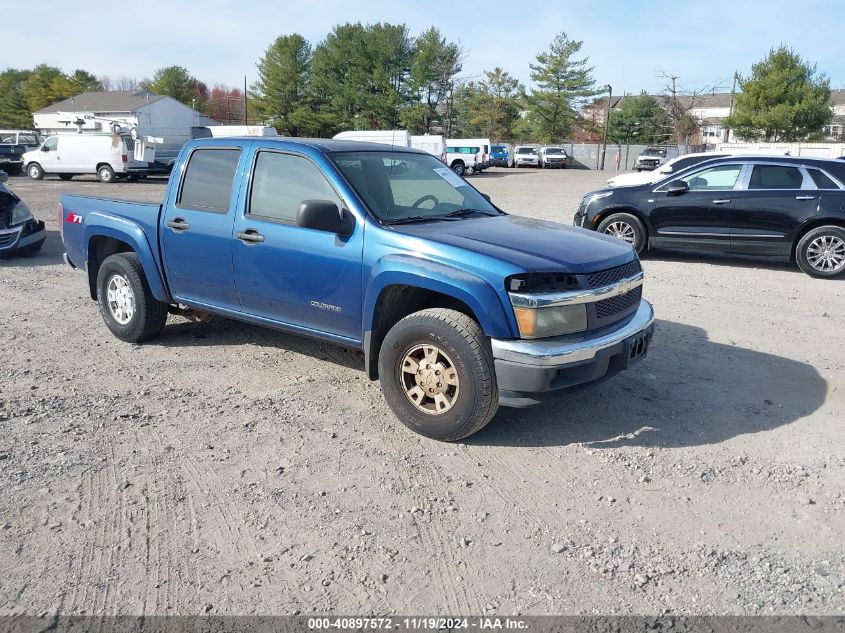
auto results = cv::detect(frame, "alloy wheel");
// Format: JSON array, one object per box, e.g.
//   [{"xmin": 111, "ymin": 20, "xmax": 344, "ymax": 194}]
[
  {"xmin": 106, "ymin": 274, "xmax": 135, "ymax": 325},
  {"xmin": 604, "ymin": 221, "xmax": 636, "ymax": 245},
  {"xmin": 400, "ymin": 344, "xmax": 460, "ymax": 415},
  {"xmin": 806, "ymin": 235, "xmax": 845, "ymax": 273}
]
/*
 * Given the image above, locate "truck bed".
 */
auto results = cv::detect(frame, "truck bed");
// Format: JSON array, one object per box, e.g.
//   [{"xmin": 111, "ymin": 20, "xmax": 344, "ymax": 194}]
[{"xmin": 60, "ymin": 193, "xmax": 163, "ymax": 274}]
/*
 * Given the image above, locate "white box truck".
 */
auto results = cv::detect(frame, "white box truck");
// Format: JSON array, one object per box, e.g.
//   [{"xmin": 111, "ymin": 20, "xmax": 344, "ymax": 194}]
[
  {"xmin": 411, "ymin": 135, "xmax": 446, "ymax": 163},
  {"xmin": 333, "ymin": 130, "xmax": 411, "ymax": 147}
]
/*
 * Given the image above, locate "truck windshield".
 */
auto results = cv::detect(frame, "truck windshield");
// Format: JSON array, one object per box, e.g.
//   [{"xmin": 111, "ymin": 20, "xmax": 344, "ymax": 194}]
[
  {"xmin": 544, "ymin": 148, "xmax": 565, "ymax": 155},
  {"xmin": 517, "ymin": 148, "xmax": 537, "ymax": 155},
  {"xmin": 331, "ymin": 151, "xmax": 500, "ymax": 224}
]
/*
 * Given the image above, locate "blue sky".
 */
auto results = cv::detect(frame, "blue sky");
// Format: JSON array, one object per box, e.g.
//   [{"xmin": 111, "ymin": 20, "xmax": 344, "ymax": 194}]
[{"xmin": 3, "ymin": 0, "xmax": 844, "ymax": 95}]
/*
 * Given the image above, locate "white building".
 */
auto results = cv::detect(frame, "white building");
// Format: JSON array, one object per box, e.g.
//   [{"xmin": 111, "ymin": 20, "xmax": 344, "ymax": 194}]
[
  {"xmin": 822, "ymin": 89, "xmax": 845, "ymax": 140},
  {"xmin": 33, "ymin": 90, "xmax": 219, "ymax": 164}
]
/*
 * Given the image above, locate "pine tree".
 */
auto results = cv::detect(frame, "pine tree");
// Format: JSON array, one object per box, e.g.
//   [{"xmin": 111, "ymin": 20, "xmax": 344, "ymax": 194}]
[{"xmin": 523, "ymin": 32, "xmax": 598, "ymax": 142}]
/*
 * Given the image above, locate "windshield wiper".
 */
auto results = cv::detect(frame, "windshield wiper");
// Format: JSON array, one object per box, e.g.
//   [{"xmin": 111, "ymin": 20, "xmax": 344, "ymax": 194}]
[
  {"xmin": 386, "ymin": 208, "xmax": 500, "ymax": 225},
  {"xmin": 385, "ymin": 215, "xmax": 441, "ymax": 225},
  {"xmin": 436, "ymin": 208, "xmax": 499, "ymax": 219}
]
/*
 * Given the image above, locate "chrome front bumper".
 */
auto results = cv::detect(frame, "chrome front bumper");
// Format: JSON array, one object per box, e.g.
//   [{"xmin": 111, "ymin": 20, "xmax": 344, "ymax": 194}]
[
  {"xmin": 492, "ymin": 300, "xmax": 654, "ymax": 366},
  {"xmin": 490, "ymin": 301, "xmax": 655, "ymax": 406}
]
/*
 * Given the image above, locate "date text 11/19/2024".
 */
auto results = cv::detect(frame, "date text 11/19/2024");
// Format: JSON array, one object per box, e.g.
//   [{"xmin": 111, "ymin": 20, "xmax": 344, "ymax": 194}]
[{"xmin": 307, "ymin": 616, "xmax": 529, "ymax": 630}]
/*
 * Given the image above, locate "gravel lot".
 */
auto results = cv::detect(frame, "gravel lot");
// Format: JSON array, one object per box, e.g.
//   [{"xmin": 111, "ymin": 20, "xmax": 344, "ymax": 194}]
[{"xmin": 0, "ymin": 168, "xmax": 843, "ymax": 616}]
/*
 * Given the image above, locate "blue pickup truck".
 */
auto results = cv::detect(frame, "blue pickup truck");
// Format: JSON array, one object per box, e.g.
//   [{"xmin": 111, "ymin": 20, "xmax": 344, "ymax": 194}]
[{"xmin": 60, "ymin": 137, "xmax": 654, "ymax": 441}]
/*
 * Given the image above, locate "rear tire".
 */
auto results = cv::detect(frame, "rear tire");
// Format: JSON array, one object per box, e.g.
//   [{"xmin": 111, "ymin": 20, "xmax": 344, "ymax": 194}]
[
  {"xmin": 96, "ymin": 253, "xmax": 169, "ymax": 343},
  {"xmin": 597, "ymin": 212, "xmax": 647, "ymax": 253},
  {"xmin": 451, "ymin": 162, "xmax": 465, "ymax": 176},
  {"xmin": 796, "ymin": 225, "xmax": 845, "ymax": 278},
  {"xmin": 378, "ymin": 308, "xmax": 499, "ymax": 442},
  {"xmin": 97, "ymin": 164, "xmax": 116, "ymax": 183},
  {"xmin": 27, "ymin": 163, "xmax": 44, "ymax": 180}
]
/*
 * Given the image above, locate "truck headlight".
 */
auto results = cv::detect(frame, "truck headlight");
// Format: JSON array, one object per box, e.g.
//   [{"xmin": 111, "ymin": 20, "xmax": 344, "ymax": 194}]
[
  {"xmin": 11, "ymin": 201, "xmax": 33, "ymax": 226},
  {"xmin": 513, "ymin": 304, "xmax": 587, "ymax": 339}
]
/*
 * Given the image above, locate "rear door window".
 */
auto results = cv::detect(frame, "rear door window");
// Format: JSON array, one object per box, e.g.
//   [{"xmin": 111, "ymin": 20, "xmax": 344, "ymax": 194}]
[
  {"xmin": 748, "ymin": 165, "xmax": 804, "ymax": 190},
  {"xmin": 178, "ymin": 148, "xmax": 242, "ymax": 212},
  {"xmin": 808, "ymin": 169, "xmax": 840, "ymax": 190}
]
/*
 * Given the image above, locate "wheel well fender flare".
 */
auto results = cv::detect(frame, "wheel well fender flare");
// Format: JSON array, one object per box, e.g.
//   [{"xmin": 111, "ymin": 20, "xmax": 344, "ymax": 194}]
[
  {"xmin": 84, "ymin": 216, "xmax": 169, "ymax": 302},
  {"xmin": 362, "ymin": 256, "xmax": 515, "ymax": 379}
]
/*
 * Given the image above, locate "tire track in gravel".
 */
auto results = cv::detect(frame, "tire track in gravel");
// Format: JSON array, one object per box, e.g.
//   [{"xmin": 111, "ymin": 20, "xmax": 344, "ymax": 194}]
[
  {"xmin": 65, "ymin": 442, "xmax": 124, "ymax": 613},
  {"xmin": 391, "ymin": 454, "xmax": 484, "ymax": 614}
]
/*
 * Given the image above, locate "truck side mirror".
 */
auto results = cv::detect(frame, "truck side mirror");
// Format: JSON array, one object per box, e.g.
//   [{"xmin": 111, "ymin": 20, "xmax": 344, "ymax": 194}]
[
  {"xmin": 41, "ymin": 145, "xmax": 50, "ymax": 152},
  {"xmin": 297, "ymin": 199, "xmax": 355, "ymax": 236},
  {"xmin": 665, "ymin": 180, "xmax": 689, "ymax": 195},
  {"xmin": 480, "ymin": 193, "xmax": 491, "ymax": 203}
]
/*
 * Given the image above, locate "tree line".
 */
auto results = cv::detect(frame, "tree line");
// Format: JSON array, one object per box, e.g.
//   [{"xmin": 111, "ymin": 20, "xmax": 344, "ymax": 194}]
[
  {"xmin": 0, "ymin": 36, "xmax": 834, "ymax": 144},
  {"xmin": 247, "ymin": 25, "xmax": 599, "ymax": 142},
  {"xmin": 604, "ymin": 46, "xmax": 833, "ymax": 146}
]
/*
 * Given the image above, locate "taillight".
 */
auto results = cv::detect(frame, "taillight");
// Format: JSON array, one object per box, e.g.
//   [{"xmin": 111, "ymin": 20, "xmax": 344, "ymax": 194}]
[
  {"xmin": 58, "ymin": 202, "xmax": 64, "ymax": 240},
  {"xmin": 122, "ymin": 154, "xmax": 128, "ymax": 163}
]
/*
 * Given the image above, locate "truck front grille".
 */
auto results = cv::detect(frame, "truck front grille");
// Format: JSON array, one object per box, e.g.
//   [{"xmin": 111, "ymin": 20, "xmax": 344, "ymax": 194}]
[
  {"xmin": 594, "ymin": 285, "xmax": 642, "ymax": 320},
  {"xmin": 585, "ymin": 260, "xmax": 642, "ymax": 288}
]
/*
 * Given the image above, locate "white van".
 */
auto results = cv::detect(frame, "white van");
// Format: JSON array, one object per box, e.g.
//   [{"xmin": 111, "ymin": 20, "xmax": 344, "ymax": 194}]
[
  {"xmin": 447, "ymin": 138, "xmax": 492, "ymax": 170},
  {"xmin": 23, "ymin": 134, "xmax": 149, "ymax": 183},
  {"xmin": 410, "ymin": 134, "xmax": 446, "ymax": 163},
  {"xmin": 333, "ymin": 130, "xmax": 411, "ymax": 147}
]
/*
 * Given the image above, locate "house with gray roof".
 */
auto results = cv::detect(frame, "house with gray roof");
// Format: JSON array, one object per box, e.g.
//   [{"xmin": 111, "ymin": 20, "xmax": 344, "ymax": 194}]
[{"xmin": 33, "ymin": 89, "xmax": 218, "ymax": 135}]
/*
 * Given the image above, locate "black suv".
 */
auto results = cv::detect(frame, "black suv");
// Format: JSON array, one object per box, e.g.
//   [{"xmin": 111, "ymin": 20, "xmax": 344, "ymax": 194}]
[{"xmin": 574, "ymin": 156, "xmax": 845, "ymax": 278}]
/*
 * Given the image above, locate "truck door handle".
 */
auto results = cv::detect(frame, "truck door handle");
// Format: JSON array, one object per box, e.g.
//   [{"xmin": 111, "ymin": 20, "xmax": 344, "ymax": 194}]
[
  {"xmin": 795, "ymin": 195, "xmax": 816, "ymax": 200},
  {"xmin": 166, "ymin": 218, "xmax": 190, "ymax": 232},
  {"xmin": 236, "ymin": 229, "xmax": 265, "ymax": 244},
  {"xmin": 712, "ymin": 199, "xmax": 731, "ymax": 204}
]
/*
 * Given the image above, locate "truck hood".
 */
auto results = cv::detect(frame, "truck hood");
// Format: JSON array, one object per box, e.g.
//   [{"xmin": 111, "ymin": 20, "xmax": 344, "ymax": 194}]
[{"xmin": 392, "ymin": 214, "xmax": 636, "ymax": 273}]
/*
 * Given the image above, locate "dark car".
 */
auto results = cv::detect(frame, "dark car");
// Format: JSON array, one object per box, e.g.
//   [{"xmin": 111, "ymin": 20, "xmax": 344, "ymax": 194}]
[
  {"xmin": 0, "ymin": 172, "xmax": 46, "ymax": 257},
  {"xmin": 573, "ymin": 156, "xmax": 845, "ymax": 278},
  {"xmin": 0, "ymin": 131, "xmax": 41, "ymax": 175}
]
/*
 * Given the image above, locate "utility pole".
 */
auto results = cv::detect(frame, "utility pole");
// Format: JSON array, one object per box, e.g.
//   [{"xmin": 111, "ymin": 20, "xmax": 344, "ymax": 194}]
[
  {"xmin": 600, "ymin": 84, "xmax": 612, "ymax": 170},
  {"xmin": 244, "ymin": 75, "xmax": 248, "ymax": 125},
  {"xmin": 726, "ymin": 71, "xmax": 738, "ymax": 142}
]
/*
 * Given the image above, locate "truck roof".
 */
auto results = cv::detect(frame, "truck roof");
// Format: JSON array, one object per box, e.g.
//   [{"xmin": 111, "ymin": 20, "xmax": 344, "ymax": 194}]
[{"xmin": 188, "ymin": 136, "xmax": 427, "ymax": 155}]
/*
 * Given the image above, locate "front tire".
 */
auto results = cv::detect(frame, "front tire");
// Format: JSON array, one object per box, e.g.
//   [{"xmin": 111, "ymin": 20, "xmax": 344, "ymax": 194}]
[
  {"xmin": 27, "ymin": 163, "xmax": 44, "ymax": 180},
  {"xmin": 378, "ymin": 308, "xmax": 499, "ymax": 442},
  {"xmin": 796, "ymin": 225, "xmax": 845, "ymax": 278},
  {"xmin": 96, "ymin": 253, "xmax": 169, "ymax": 343},
  {"xmin": 98, "ymin": 164, "xmax": 116, "ymax": 183},
  {"xmin": 597, "ymin": 212, "xmax": 647, "ymax": 254}
]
